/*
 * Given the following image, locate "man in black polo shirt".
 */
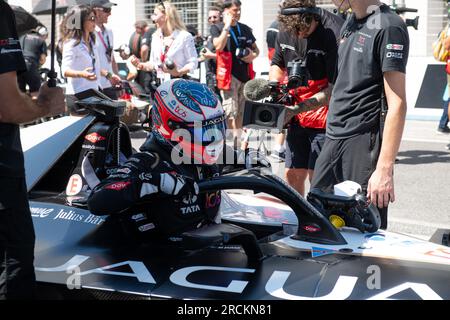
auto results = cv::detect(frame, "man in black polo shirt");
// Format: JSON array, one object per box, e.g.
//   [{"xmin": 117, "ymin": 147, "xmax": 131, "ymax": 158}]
[
  {"xmin": 0, "ymin": 0, "xmax": 65, "ymax": 299},
  {"xmin": 210, "ymin": 0, "xmax": 259, "ymax": 146},
  {"xmin": 17, "ymin": 29, "xmax": 47, "ymax": 98},
  {"xmin": 275, "ymin": 0, "xmax": 343, "ymax": 196},
  {"xmin": 310, "ymin": 0, "xmax": 410, "ymax": 229}
]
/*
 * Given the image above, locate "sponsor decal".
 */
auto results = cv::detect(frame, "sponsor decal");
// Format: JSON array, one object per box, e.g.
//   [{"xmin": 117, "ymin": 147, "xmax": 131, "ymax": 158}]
[
  {"xmin": 180, "ymin": 205, "xmax": 201, "ymax": 215},
  {"xmin": 82, "ymin": 144, "xmax": 106, "ymax": 151},
  {"xmin": 311, "ymin": 247, "xmax": 336, "ymax": 258},
  {"xmin": 0, "ymin": 39, "xmax": 20, "ymax": 47},
  {"xmin": 104, "ymin": 181, "xmax": 131, "ymax": 191},
  {"xmin": 357, "ymin": 35, "xmax": 366, "ymax": 46},
  {"xmin": 54, "ymin": 209, "xmax": 84, "ymax": 222},
  {"xmin": 36, "ymin": 255, "xmax": 446, "ymax": 299},
  {"xmin": 138, "ymin": 223, "xmax": 155, "ymax": 232},
  {"xmin": 353, "ymin": 47, "xmax": 363, "ymax": 53},
  {"xmin": 302, "ymin": 223, "xmax": 321, "ymax": 233},
  {"xmin": 365, "ymin": 233, "xmax": 386, "ymax": 241},
  {"xmin": 203, "ymin": 115, "xmax": 226, "ymax": 126},
  {"xmin": 160, "ymin": 90, "xmax": 169, "ymax": 97},
  {"xmin": 66, "ymin": 174, "xmax": 83, "ymax": 196},
  {"xmin": 424, "ymin": 248, "xmax": 450, "ymax": 260},
  {"xmin": 386, "ymin": 44, "xmax": 403, "ymax": 51},
  {"xmin": 116, "ymin": 167, "xmax": 131, "ymax": 174},
  {"xmin": 1, "ymin": 48, "xmax": 22, "ymax": 54},
  {"xmin": 85, "ymin": 132, "xmax": 106, "ymax": 144},
  {"xmin": 139, "ymin": 173, "xmax": 153, "ymax": 181},
  {"xmin": 182, "ymin": 194, "xmax": 198, "ymax": 205},
  {"xmin": 83, "ymin": 214, "xmax": 105, "ymax": 225},
  {"xmin": 30, "ymin": 207, "xmax": 55, "ymax": 218},
  {"xmin": 205, "ymin": 191, "xmax": 221, "ymax": 209},
  {"xmin": 132, "ymin": 213, "xmax": 146, "ymax": 221},
  {"xmin": 53, "ymin": 209, "xmax": 105, "ymax": 225},
  {"xmin": 386, "ymin": 52, "xmax": 403, "ymax": 59},
  {"xmin": 280, "ymin": 43, "xmax": 296, "ymax": 51}
]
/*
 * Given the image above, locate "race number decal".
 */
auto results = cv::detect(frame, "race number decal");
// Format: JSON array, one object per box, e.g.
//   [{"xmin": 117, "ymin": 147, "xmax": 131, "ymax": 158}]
[{"xmin": 66, "ymin": 174, "xmax": 83, "ymax": 196}]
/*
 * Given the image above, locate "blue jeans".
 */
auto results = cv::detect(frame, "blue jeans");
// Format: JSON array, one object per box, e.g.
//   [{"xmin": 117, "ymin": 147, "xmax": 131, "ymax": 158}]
[{"xmin": 438, "ymin": 99, "xmax": 449, "ymax": 129}]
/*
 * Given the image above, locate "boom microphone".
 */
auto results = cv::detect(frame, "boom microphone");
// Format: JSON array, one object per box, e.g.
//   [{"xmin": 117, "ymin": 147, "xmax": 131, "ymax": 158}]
[{"xmin": 243, "ymin": 78, "xmax": 271, "ymax": 101}]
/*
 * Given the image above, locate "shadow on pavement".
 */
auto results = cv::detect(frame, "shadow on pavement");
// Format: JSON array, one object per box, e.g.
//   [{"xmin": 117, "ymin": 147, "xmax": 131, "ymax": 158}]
[{"xmin": 397, "ymin": 149, "xmax": 450, "ymax": 165}]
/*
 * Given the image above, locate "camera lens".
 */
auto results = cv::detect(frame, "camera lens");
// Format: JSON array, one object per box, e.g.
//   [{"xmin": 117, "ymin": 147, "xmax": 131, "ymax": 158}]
[
  {"xmin": 255, "ymin": 106, "xmax": 276, "ymax": 126},
  {"xmin": 259, "ymin": 110, "xmax": 273, "ymax": 123}
]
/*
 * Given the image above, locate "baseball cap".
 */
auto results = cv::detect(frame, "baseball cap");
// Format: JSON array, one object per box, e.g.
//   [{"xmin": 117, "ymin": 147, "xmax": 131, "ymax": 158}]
[
  {"xmin": 90, "ymin": 0, "xmax": 117, "ymax": 8},
  {"xmin": 37, "ymin": 26, "xmax": 48, "ymax": 36}
]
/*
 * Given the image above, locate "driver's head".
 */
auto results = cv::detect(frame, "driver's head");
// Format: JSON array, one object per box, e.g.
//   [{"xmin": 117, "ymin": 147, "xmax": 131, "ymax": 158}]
[
  {"xmin": 151, "ymin": 80, "xmax": 226, "ymax": 165},
  {"xmin": 278, "ymin": 0, "xmax": 320, "ymax": 39}
]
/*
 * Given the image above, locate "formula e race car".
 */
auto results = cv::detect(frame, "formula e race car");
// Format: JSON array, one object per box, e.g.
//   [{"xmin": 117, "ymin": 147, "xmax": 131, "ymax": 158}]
[{"xmin": 21, "ymin": 91, "xmax": 450, "ymax": 300}]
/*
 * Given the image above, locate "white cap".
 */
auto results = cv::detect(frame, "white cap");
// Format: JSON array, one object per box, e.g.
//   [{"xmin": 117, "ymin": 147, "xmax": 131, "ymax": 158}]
[{"xmin": 37, "ymin": 26, "xmax": 48, "ymax": 36}]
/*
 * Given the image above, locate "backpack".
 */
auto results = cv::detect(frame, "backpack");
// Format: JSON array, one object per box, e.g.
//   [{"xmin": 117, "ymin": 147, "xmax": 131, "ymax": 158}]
[{"xmin": 433, "ymin": 24, "xmax": 449, "ymax": 62}]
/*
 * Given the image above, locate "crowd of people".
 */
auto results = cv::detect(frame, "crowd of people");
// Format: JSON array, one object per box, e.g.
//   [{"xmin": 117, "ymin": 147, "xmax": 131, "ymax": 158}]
[{"xmin": 1, "ymin": 0, "xmax": 413, "ymax": 300}]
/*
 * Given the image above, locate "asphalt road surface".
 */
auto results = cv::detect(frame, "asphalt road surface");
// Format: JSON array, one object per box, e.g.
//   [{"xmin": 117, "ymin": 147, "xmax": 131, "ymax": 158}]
[{"xmin": 130, "ymin": 120, "xmax": 450, "ymax": 241}]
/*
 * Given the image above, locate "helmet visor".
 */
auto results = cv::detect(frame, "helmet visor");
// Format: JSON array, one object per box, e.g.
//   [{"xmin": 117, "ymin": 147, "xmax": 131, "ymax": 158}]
[{"xmin": 169, "ymin": 114, "xmax": 227, "ymax": 146}]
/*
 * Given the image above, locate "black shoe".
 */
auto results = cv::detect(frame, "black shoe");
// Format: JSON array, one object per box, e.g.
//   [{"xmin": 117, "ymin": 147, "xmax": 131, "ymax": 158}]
[
  {"xmin": 437, "ymin": 126, "xmax": 450, "ymax": 134},
  {"xmin": 446, "ymin": 143, "xmax": 450, "ymax": 150}
]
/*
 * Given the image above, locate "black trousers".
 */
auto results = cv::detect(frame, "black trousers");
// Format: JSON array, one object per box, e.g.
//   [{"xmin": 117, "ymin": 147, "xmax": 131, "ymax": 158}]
[
  {"xmin": 0, "ymin": 177, "xmax": 36, "ymax": 299},
  {"xmin": 310, "ymin": 130, "xmax": 388, "ymax": 229}
]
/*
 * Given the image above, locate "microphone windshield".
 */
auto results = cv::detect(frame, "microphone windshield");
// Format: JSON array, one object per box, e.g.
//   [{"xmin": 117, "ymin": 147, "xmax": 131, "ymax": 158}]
[{"xmin": 243, "ymin": 78, "xmax": 271, "ymax": 101}]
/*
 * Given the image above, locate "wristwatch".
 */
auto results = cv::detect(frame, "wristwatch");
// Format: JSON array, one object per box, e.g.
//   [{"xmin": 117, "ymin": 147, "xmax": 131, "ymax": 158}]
[
  {"xmin": 105, "ymin": 72, "xmax": 112, "ymax": 80},
  {"xmin": 223, "ymin": 26, "xmax": 230, "ymax": 32}
]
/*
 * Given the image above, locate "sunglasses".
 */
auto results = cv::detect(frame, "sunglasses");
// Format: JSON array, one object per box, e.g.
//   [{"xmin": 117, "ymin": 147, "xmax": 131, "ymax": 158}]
[{"xmin": 101, "ymin": 7, "xmax": 112, "ymax": 13}]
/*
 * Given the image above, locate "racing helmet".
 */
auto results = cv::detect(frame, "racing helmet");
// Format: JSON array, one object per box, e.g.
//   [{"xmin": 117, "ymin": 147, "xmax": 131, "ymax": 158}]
[{"xmin": 151, "ymin": 79, "xmax": 226, "ymax": 164}]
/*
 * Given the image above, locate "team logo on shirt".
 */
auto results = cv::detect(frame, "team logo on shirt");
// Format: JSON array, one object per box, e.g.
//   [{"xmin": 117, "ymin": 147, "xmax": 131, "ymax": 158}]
[
  {"xmin": 386, "ymin": 52, "xmax": 404, "ymax": 59},
  {"xmin": 386, "ymin": 44, "xmax": 404, "ymax": 51}
]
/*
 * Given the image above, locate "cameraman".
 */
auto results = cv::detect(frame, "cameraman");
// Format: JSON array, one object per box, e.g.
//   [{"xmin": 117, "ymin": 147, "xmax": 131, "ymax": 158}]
[
  {"xmin": 274, "ymin": 0, "xmax": 343, "ymax": 196},
  {"xmin": 199, "ymin": 6, "xmax": 223, "ymax": 103},
  {"xmin": 211, "ymin": 0, "xmax": 260, "ymax": 146},
  {"xmin": 310, "ymin": 0, "xmax": 410, "ymax": 229}
]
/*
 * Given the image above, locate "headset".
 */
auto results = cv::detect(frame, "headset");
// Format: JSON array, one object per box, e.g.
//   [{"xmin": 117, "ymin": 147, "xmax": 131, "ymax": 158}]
[{"xmin": 280, "ymin": 7, "xmax": 321, "ymax": 16}]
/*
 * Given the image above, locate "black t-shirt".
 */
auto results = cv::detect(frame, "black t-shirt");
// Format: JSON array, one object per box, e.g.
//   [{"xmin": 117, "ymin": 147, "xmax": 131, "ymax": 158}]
[
  {"xmin": 271, "ymin": 9, "xmax": 343, "ymax": 83},
  {"xmin": 140, "ymin": 28, "xmax": 155, "ymax": 62},
  {"xmin": 19, "ymin": 32, "xmax": 47, "ymax": 65},
  {"xmin": 266, "ymin": 20, "xmax": 279, "ymax": 50},
  {"xmin": 205, "ymin": 34, "xmax": 217, "ymax": 78},
  {"xmin": 327, "ymin": 4, "xmax": 409, "ymax": 139},
  {"xmin": 129, "ymin": 31, "xmax": 142, "ymax": 59},
  {"xmin": 210, "ymin": 22, "xmax": 256, "ymax": 83},
  {"xmin": 0, "ymin": 0, "xmax": 27, "ymax": 178}
]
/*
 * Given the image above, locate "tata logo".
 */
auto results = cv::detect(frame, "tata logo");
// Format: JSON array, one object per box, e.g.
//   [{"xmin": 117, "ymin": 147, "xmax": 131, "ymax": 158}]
[
  {"xmin": 182, "ymin": 194, "xmax": 198, "ymax": 205},
  {"xmin": 85, "ymin": 133, "xmax": 106, "ymax": 144}
]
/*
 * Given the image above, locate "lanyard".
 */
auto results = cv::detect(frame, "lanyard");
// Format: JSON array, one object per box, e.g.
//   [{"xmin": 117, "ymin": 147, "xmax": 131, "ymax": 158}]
[
  {"xmin": 97, "ymin": 30, "xmax": 110, "ymax": 51},
  {"xmin": 97, "ymin": 30, "xmax": 112, "ymax": 62},
  {"xmin": 83, "ymin": 38, "xmax": 96, "ymax": 72},
  {"xmin": 229, "ymin": 23, "xmax": 241, "ymax": 47},
  {"xmin": 159, "ymin": 34, "xmax": 174, "ymax": 63}
]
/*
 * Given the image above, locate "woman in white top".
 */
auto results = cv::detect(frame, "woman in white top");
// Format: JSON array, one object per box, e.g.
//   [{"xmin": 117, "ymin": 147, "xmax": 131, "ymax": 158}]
[
  {"xmin": 131, "ymin": 1, "xmax": 198, "ymax": 82},
  {"xmin": 61, "ymin": 5, "xmax": 101, "ymax": 97}
]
